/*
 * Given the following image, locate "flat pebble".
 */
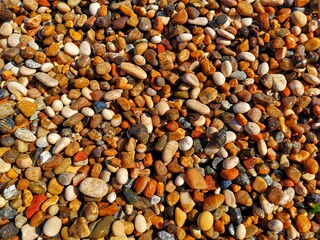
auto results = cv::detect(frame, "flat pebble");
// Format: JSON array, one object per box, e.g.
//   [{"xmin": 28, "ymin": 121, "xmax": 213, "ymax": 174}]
[{"xmin": 79, "ymin": 177, "xmax": 108, "ymax": 198}]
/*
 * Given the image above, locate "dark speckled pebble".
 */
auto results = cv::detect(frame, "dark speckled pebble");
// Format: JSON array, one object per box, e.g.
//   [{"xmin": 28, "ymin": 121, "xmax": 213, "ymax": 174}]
[
  {"xmin": 93, "ymin": 101, "xmax": 107, "ymax": 113},
  {"xmin": 229, "ymin": 208, "xmax": 243, "ymax": 225},
  {"xmin": 0, "ymin": 222, "xmax": 19, "ymax": 240}
]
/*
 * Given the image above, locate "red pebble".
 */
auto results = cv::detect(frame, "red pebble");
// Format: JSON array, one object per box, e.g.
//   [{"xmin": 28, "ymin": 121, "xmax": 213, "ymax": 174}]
[
  {"xmin": 73, "ymin": 152, "xmax": 88, "ymax": 162},
  {"xmin": 25, "ymin": 194, "xmax": 47, "ymax": 219}
]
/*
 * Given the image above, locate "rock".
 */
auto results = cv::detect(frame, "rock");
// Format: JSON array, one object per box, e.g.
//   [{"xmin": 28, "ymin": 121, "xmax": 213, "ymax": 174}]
[
  {"xmin": 181, "ymin": 73, "xmax": 199, "ymax": 87},
  {"xmin": 203, "ymin": 194, "xmax": 225, "ymax": 211},
  {"xmin": 197, "ymin": 211, "xmax": 214, "ymax": 231},
  {"xmin": 162, "ymin": 141, "xmax": 179, "ymax": 164},
  {"xmin": 135, "ymin": 215, "xmax": 147, "ymax": 233},
  {"xmin": 272, "ymin": 74, "xmax": 287, "ymax": 91},
  {"xmin": 186, "ymin": 99, "xmax": 211, "ymax": 115},
  {"xmin": 120, "ymin": 62, "xmax": 147, "ymax": 80},
  {"xmin": 291, "ymin": 11, "xmax": 307, "ymax": 27},
  {"xmin": 252, "ymin": 176, "xmax": 268, "ymax": 193},
  {"xmin": 185, "ymin": 168, "xmax": 208, "ymax": 190},
  {"xmin": 268, "ymin": 219, "xmax": 283, "ymax": 232},
  {"xmin": 0, "ymin": 222, "xmax": 19, "ymax": 240},
  {"xmin": 128, "ymin": 123, "xmax": 149, "ymax": 144},
  {"xmin": 199, "ymin": 87, "xmax": 217, "ymax": 104},
  {"xmin": 43, "ymin": 216, "xmax": 61, "ymax": 237},
  {"xmin": 304, "ymin": 38, "xmax": 320, "ymax": 51},
  {"xmin": 69, "ymin": 217, "xmax": 91, "ymax": 238},
  {"xmin": 0, "ymin": 22, "xmax": 13, "ymax": 37},
  {"xmin": 213, "ymin": 71, "xmax": 226, "ymax": 85},
  {"xmin": 180, "ymin": 192, "xmax": 195, "ymax": 213},
  {"xmin": 296, "ymin": 214, "xmax": 311, "ymax": 233},
  {"xmin": 14, "ymin": 128, "xmax": 36, "ymax": 142},
  {"xmin": 89, "ymin": 216, "xmax": 114, "ymax": 239},
  {"xmin": 237, "ymin": 1, "xmax": 253, "ymax": 16},
  {"xmin": 79, "ymin": 177, "xmax": 108, "ymax": 198},
  {"xmin": 178, "ymin": 136, "xmax": 193, "ymax": 151},
  {"xmin": 0, "ymin": 102, "xmax": 15, "ymax": 119},
  {"xmin": 21, "ymin": 224, "xmax": 38, "ymax": 240},
  {"xmin": 236, "ymin": 224, "xmax": 246, "ymax": 240},
  {"xmin": 18, "ymin": 100, "xmax": 37, "ymax": 118},
  {"xmin": 239, "ymin": 52, "xmax": 255, "ymax": 62},
  {"xmin": 34, "ymin": 73, "xmax": 59, "ymax": 87},
  {"xmin": 174, "ymin": 207, "xmax": 187, "ymax": 227},
  {"xmin": 64, "ymin": 42, "xmax": 79, "ymax": 56}
]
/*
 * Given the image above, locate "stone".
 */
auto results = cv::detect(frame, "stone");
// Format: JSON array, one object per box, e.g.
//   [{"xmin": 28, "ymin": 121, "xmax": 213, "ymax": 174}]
[
  {"xmin": 291, "ymin": 11, "xmax": 307, "ymax": 27},
  {"xmin": 34, "ymin": 73, "xmax": 59, "ymax": 87},
  {"xmin": 43, "ymin": 216, "xmax": 62, "ymax": 237},
  {"xmin": 0, "ymin": 222, "xmax": 19, "ymax": 240},
  {"xmin": 237, "ymin": 1, "xmax": 253, "ymax": 16},
  {"xmin": 79, "ymin": 177, "xmax": 108, "ymax": 198},
  {"xmin": 185, "ymin": 168, "xmax": 208, "ymax": 190},
  {"xmin": 89, "ymin": 216, "xmax": 115, "ymax": 239},
  {"xmin": 186, "ymin": 99, "xmax": 210, "ymax": 115},
  {"xmin": 203, "ymin": 194, "xmax": 225, "ymax": 211},
  {"xmin": 296, "ymin": 214, "xmax": 311, "ymax": 233},
  {"xmin": 162, "ymin": 141, "xmax": 179, "ymax": 164},
  {"xmin": 69, "ymin": 217, "xmax": 91, "ymax": 238},
  {"xmin": 135, "ymin": 215, "xmax": 147, "ymax": 233},
  {"xmin": 197, "ymin": 211, "xmax": 214, "ymax": 231},
  {"xmin": 199, "ymin": 87, "xmax": 217, "ymax": 104},
  {"xmin": 120, "ymin": 62, "xmax": 147, "ymax": 80},
  {"xmin": 18, "ymin": 101, "xmax": 37, "ymax": 118}
]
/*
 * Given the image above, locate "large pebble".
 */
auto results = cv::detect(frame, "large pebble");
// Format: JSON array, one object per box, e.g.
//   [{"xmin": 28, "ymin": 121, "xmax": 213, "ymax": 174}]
[
  {"xmin": 233, "ymin": 102, "xmax": 250, "ymax": 113},
  {"xmin": 213, "ymin": 72, "xmax": 226, "ymax": 85},
  {"xmin": 120, "ymin": 62, "xmax": 147, "ymax": 80},
  {"xmin": 64, "ymin": 42, "xmax": 80, "ymax": 56},
  {"xmin": 271, "ymin": 74, "xmax": 287, "ymax": 91},
  {"xmin": 239, "ymin": 52, "xmax": 255, "ymax": 62},
  {"xmin": 0, "ymin": 22, "xmax": 13, "ymax": 37},
  {"xmin": 185, "ymin": 168, "xmax": 208, "ymax": 190},
  {"xmin": 181, "ymin": 73, "xmax": 199, "ymax": 87},
  {"xmin": 197, "ymin": 211, "xmax": 213, "ymax": 231},
  {"xmin": 14, "ymin": 128, "xmax": 36, "ymax": 142},
  {"xmin": 79, "ymin": 177, "xmax": 108, "ymax": 198},
  {"xmin": 134, "ymin": 215, "xmax": 147, "ymax": 233},
  {"xmin": 43, "ymin": 216, "xmax": 62, "ymax": 237},
  {"xmin": 162, "ymin": 141, "xmax": 179, "ymax": 164},
  {"xmin": 186, "ymin": 99, "xmax": 210, "ymax": 115},
  {"xmin": 34, "ymin": 73, "xmax": 59, "ymax": 87}
]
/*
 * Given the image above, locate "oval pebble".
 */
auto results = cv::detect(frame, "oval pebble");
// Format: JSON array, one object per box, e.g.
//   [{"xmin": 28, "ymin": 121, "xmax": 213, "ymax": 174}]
[
  {"xmin": 134, "ymin": 215, "xmax": 147, "ymax": 233},
  {"xmin": 79, "ymin": 177, "xmax": 108, "ymax": 198},
  {"xmin": 43, "ymin": 216, "xmax": 62, "ymax": 237}
]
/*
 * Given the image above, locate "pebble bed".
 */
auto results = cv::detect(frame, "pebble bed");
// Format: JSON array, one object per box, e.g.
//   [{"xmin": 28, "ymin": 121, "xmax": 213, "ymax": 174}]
[{"xmin": 0, "ymin": 0, "xmax": 319, "ymax": 239}]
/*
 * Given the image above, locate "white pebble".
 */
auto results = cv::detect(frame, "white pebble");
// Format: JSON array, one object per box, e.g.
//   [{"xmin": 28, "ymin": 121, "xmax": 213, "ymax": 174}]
[
  {"xmin": 0, "ymin": 22, "xmax": 13, "ymax": 37},
  {"xmin": 65, "ymin": 185, "xmax": 79, "ymax": 201},
  {"xmin": 222, "ymin": 156, "xmax": 239, "ymax": 169},
  {"xmin": 216, "ymin": 37, "xmax": 231, "ymax": 46},
  {"xmin": 241, "ymin": 18, "xmax": 253, "ymax": 27},
  {"xmin": 233, "ymin": 102, "xmax": 250, "ymax": 113},
  {"xmin": 61, "ymin": 105, "xmax": 78, "ymax": 118},
  {"xmin": 52, "ymin": 100, "xmax": 63, "ymax": 112},
  {"xmin": 102, "ymin": 109, "xmax": 115, "ymax": 120},
  {"xmin": 116, "ymin": 168, "xmax": 128, "ymax": 185},
  {"xmin": 221, "ymin": 60, "xmax": 232, "ymax": 77},
  {"xmin": 268, "ymin": 219, "xmax": 283, "ymax": 232},
  {"xmin": 79, "ymin": 41, "xmax": 91, "ymax": 55},
  {"xmin": 178, "ymin": 136, "xmax": 193, "ymax": 151},
  {"xmin": 81, "ymin": 107, "xmax": 95, "ymax": 117},
  {"xmin": 205, "ymin": 27, "xmax": 216, "ymax": 39},
  {"xmin": 272, "ymin": 74, "xmax": 287, "ymax": 92},
  {"xmin": 133, "ymin": 55, "xmax": 146, "ymax": 66},
  {"xmin": 64, "ymin": 42, "xmax": 80, "ymax": 56},
  {"xmin": 244, "ymin": 122, "xmax": 260, "ymax": 135},
  {"xmin": 89, "ymin": 2, "xmax": 101, "ymax": 16},
  {"xmin": 213, "ymin": 72, "xmax": 226, "ymax": 86},
  {"xmin": 52, "ymin": 137, "xmax": 70, "ymax": 154},
  {"xmin": 151, "ymin": 35, "xmax": 162, "ymax": 44},
  {"xmin": 217, "ymin": 29, "xmax": 235, "ymax": 40},
  {"xmin": 40, "ymin": 62, "xmax": 54, "ymax": 72},
  {"xmin": 47, "ymin": 133, "xmax": 61, "ymax": 145},
  {"xmin": 177, "ymin": 33, "xmax": 193, "ymax": 42},
  {"xmin": 134, "ymin": 215, "xmax": 147, "ymax": 233},
  {"xmin": 288, "ymin": 80, "xmax": 304, "ymax": 96},
  {"xmin": 43, "ymin": 216, "xmax": 62, "ymax": 237},
  {"xmin": 236, "ymin": 224, "xmax": 246, "ymax": 240},
  {"xmin": 45, "ymin": 106, "xmax": 55, "ymax": 118},
  {"xmin": 61, "ymin": 94, "xmax": 71, "ymax": 105},
  {"xmin": 258, "ymin": 62, "xmax": 269, "ymax": 76},
  {"xmin": 239, "ymin": 52, "xmax": 255, "ymax": 62},
  {"xmin": 7, "ymin": 82, "xmax": 28, "ymax": 96},
  {"xmin": 107, "ymin": 192, "xmax": 117, "ymax": 203},
  {"xmin": 36, "ymin": 136, "xmax": 49, "ymax": 148},
  {"xmin": 175, "ymin": 174, "xmax": 185, "ymax": 187}
]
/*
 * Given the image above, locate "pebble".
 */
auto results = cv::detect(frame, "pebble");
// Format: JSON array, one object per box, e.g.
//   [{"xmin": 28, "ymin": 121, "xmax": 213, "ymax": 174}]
[
  {"xmin": 233, "ymin": 102, "xmax": 250, "ymax": 113},
  {"xmin": 239, "ymin": 52, "xmax": 256, "ymax": 62},
  {"xmin": 178, "ymin": 136, "xmax": 193, "ymax": 151},
  {"xmin": 186, "ymin": 99, "xmax": 211, "ymax": 115},
  {"xmin": 0, "ymin": 22, "xmax": 13, "ymax": 37},
  {"xmin": 212, "ymin": 71, "xmax": 225, "ymax": 85},
  {"xmin": 79, "ymin": 177, "xmax": 108, "ymax": 198},
  {"xmin": 34, "ymin": 73, "xmax": 59, "ymax": 87},
  {"xmin": 185, "ymin": 168, "xmax": 208, "ymax": 190},
  {"xmin": 120, "ymin": 62, "xmax": 147, "ymax": 80},
  {"xmin": 43, "ymin": 216, "xmax": 62, "ymax": 237},
  {"xmin": 135, "ymin": 215, "xmax": 147, "ymax": 233},
  {"xmin": 291, "ymin": 11, "xmax": 308, "ymax": 27},
  {"xmin": 197, "ymin": 211, "xmax": 214, "ymax": 231},
  {"xmin": 64, "ymin": 42, "xmax": 80, "ymax": 56}
]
